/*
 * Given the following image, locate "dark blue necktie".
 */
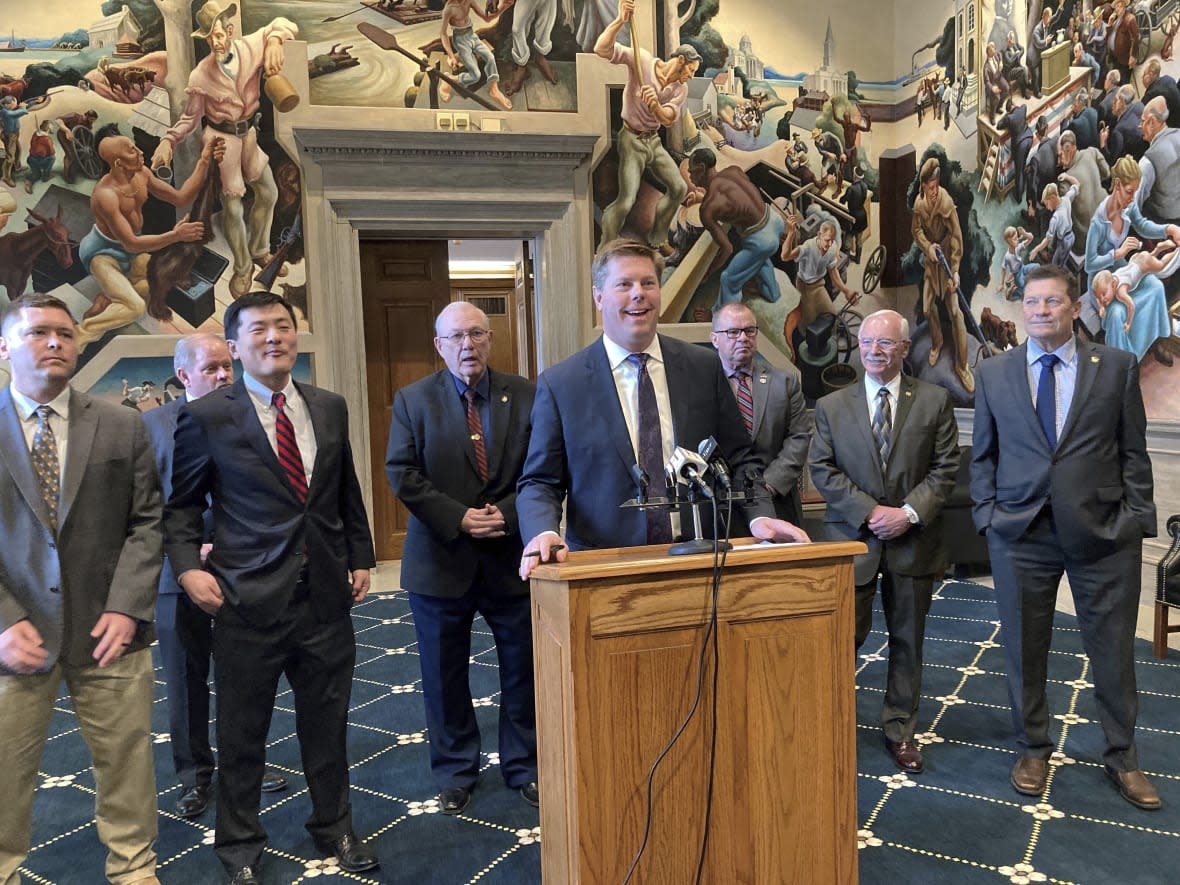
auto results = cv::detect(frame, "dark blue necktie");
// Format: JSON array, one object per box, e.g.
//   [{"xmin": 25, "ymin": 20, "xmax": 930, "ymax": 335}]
[
  {"xmin": 1035, "ymin": 353, "xmax": 1059, "ymax": 449},
  {"xmin": 628, "ymin": 353, "xmax": 672, "ymax": 544}
]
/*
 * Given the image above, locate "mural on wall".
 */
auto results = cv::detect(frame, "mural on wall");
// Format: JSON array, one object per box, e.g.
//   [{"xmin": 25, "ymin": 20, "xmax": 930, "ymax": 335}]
[
  {"xmin": 583, "ymin": 0, "xmax": 1180, "ymax": 420},
  {"xmin": 244, "ymin": 0, "xmax": 584, "ymax": 111},
  {"xmin": 0, "ymin": 0, "xmax": 308, "ymax": 398}
]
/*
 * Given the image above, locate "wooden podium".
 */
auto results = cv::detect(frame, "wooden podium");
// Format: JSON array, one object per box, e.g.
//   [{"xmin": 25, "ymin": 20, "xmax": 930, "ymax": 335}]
[{"xmin": 530, "ymin": 539, "xmax": 865, "ymax": 884}]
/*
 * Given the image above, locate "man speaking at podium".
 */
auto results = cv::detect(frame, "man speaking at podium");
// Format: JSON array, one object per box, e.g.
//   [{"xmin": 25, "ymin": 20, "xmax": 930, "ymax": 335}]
[{"xmin": 517, "ymin": 238, "xmax": 808, "ymax": 580}]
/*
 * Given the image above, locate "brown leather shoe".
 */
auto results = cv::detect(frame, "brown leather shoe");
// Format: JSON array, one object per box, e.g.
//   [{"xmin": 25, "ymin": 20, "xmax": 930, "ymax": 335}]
[
  {"xmin": 1010, "ymin": 755, "xmax": 1048, "ymax": 796},
  {"xmin": 885, "ymin": 738, "xmax": 924, "ymax": 773},
  {"xmin": 1105, "ymin": 766, "xmax": 1162, "ymax": 810}
]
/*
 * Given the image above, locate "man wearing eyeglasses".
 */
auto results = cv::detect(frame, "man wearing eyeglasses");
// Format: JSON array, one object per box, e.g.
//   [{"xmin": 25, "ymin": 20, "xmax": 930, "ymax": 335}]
[
  {"xmin": 710, "ymin": 303, "xmax": 810, "ymax": 527},
  {"xmin": 386, "ymin": 302, "xmax": 539, "ymax": 816},
  {"xmin": 809, "ymin": 309, "xmax": 959, "ymax": 774}
]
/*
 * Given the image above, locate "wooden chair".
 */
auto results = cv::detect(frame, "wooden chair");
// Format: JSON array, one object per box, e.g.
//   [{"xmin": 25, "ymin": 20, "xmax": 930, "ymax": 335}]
[{"xmin": 1154, "ymin": 514, "xmax": 1180, "ymax": 658}]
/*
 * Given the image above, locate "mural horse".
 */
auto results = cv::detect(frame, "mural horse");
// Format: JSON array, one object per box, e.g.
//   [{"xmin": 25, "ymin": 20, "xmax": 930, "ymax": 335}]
[{"xmin": 0, "ymin": 206, "xmax": 75, "ymax": 302}]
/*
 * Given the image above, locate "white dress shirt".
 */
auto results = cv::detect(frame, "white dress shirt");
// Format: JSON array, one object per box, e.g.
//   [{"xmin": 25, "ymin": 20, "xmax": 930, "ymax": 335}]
[{"xmin": 241, "ymin": 372, "xmax": 318, "ymax": 485}]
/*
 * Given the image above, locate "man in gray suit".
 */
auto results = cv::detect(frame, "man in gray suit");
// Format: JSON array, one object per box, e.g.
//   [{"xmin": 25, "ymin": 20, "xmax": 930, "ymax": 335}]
[
  {"xmin": 971, "ymin": 264, "xmax": 1160, "ymax": 810},
  {"xmin": 810, "ymin": 309, "xmax": 959, "ymax": 774},
  {"xmin": 709, "ymin": 303, "xmax": 810, "ymax": 526},
  {"xmin": 0, "ymin": 293, "xmax": 162, "ymax": 884},
  {"xmin": 387, "ymin": 302, "xmax": 538, "ymax": 816},
  {"xmin": 144, "ymin": 334, "xmax": 287, "ymax": 820}
]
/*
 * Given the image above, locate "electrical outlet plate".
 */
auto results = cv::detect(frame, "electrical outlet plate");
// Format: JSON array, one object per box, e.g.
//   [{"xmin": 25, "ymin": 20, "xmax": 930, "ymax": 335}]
[
  {"xmin": 453, "ymin": 112, "xmax": 470, "ymax": 130},
  {"xmin": 436, "ymin": 112, "xmax": 453, "ymax": 130}
]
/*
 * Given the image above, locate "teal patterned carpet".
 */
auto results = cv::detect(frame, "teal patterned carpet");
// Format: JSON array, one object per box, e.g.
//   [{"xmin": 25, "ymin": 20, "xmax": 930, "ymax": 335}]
[{"xmin": 20, "ymin": 581, "xmax": 1180, "ymax": 883}]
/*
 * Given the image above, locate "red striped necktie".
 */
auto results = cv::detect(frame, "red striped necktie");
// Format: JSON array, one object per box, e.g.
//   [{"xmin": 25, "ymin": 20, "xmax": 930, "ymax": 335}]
[
  {"xmin": 735, "ymin": 372, "xmax": 754, "ymax": 437},
  {"xmin": 272, "ymin": 391, "xmax": 309, "ymax": 504},
  {"xmin": 464, "ymin": 387, "xmax": 489, "ymax": 482}
]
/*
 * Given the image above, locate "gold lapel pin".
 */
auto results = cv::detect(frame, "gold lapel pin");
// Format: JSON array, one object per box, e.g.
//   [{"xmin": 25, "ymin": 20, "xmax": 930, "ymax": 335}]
[
  {"xmin": 905, "ymin": 390, "xmax": 913, "ymax": 397},
  {"xmin": 1090, "ymin": 356, "xmax": 1100, "ymax": 363},
  {"xmin": 501, "ymin": 394, "xmax": 509, "ymax": 403},
  {"xmin": 758, "ymin": 375, "xmax": 767, "ymax": 383}
]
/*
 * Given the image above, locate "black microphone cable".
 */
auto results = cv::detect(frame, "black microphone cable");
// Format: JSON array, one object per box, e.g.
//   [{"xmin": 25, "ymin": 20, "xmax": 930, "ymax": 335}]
[{"xmin": 621, "ymin": 473, "xmax": 733, "ymax": 885}]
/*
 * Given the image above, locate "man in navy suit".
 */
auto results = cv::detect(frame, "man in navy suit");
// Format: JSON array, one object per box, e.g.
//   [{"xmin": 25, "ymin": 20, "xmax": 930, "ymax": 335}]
[
  {"xmin": 517, "ymin": 238, "xmax": 808, "ymax": 577},
  {"xmin": 386, "ymin": 302, "xmax": 538, "ymax": 816},
  {"xmin": 145, "ymin": 334, "xmax": 287, "ymax": 819},
  {"xmin": 971, "ymin": 265, "xmax": 1160, "ymax": 811},
  {"xmin": 165, "ymin": 292, "xmax": 379, "ymax": 882}
]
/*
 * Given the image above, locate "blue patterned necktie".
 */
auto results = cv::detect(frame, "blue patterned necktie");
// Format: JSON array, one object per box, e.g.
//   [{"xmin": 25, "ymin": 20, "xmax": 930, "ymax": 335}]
[
  {"xmin": 1036, "ymin": 353, "xmax": 1059, "ymax": 449},
  {"xmin": 628, "ymin": 353, "xmax": 672, "ymax": 544},
  {"xmin": 872, "ymin": 388, "xmax": 892, "ymax": 467},
  {"xmin": 31, "ymin": 405, "xmax": 61, "ymax": 533}
]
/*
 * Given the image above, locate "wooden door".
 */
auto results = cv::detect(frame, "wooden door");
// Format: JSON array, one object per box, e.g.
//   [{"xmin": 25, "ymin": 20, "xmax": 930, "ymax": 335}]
[{"xmin": 360, "ymin": 239, "xmax": 451, "ymax": 561}]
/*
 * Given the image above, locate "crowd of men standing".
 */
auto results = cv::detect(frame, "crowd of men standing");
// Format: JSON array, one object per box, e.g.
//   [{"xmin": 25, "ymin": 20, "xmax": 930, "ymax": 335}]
[{"xmin": 0, "ymin": 235, "xmax": 1162, "ymax": 883}]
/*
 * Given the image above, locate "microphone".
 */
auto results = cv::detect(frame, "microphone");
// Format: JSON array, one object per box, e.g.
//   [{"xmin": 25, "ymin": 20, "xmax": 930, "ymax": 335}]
[
  {"xmin": 696, "ymin": 436, "xmax": 733, "ymax": 492},
  {"xmin": 668, "ymin": 446, "xmax": 714, "ymax": 499},
  {"xmin": 629, "ymin": 463, "xmax": 650, "ymax": 503}
]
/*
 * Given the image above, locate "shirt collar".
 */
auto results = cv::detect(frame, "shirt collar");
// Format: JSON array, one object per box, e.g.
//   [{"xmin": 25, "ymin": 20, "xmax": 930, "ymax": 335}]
[
  {"xmin": 451, "ymin": 370, "xmax": 490, "ymax": 400},
  {"xmin": 864, "ymin": 371, "xmax": 902, "ymax": 402},
  {"xmin": 243, "ymin": 371, "xmax": 298, "ymax": 409},
  {"xmin": 1026, "ymin": 335, "xmax": 1078, "ymax": 366},
  {"xmin": 603, "ymin": 333, "xmax": 664, "ymax": 371},
  {"xmin": 10, "ymin": 384, "xmax": 71, "ymax": 422}
]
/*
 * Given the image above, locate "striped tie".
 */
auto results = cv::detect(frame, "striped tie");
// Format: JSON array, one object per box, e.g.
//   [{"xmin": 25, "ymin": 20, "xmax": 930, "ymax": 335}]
[
  {"xmin": 31, "ymin": 405, "xmax": 61, "ymax": 533},
  {"xmin": 272, "ymin": 392, "xmax": 308, "ymax": 504},
  {"xmin": 735, "ymin": 372, "xmax": 754, "ymax": 437},
  {"xmin": 872, "ymin": 388, "xmax": 892, "ymax": 467},
  {"xmin": 464, "ymin": 387, "xmax": 489, "ymax": 482}
]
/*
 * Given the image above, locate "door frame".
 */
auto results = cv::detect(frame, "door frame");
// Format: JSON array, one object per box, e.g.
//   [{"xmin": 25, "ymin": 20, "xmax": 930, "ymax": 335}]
[{"xmin": 292, "ymin": 128, "xmax": 598, "ymax": 537}]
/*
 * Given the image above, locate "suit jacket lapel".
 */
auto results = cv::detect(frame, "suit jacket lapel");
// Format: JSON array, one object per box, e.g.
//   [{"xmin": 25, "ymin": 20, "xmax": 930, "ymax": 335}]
[
  {"xmin": 1058, "ymin": 338, "xmax": 1100, "ymax": 448},
  {"xmin": 486, "ymin": 370, "xmax": 512, "ymax": 481},
  {"xmin": 435, "ymin": 371, "xmax": 481, "ymax": 479},
  {"xmin": 888, "ymin": 376, "xmax": 919, "ymax": 466},
  {"xmin": 587, "ymin": 338, "xmax": 638, "ymax": 473},
  {"xmin": 298, "ymin": 381, "xmax": 331, "ymax": 491},
  {"xmin": 0, "ymin": 389, "xmax": 55, "ymax": 531},
  {"xmin": 850, "ymin": 380, "xmax": 885, "ymax": 482},
  {"xmin": 228, "ymin": 380, "xmax": 293, "ymax": 496},
  {"xmin": 58, "ymin": 389, "xmax": 96, "ymax": 529},
  {"xmin": 751, "ymin": 366, "xmax": 769, "ymax": 438}
]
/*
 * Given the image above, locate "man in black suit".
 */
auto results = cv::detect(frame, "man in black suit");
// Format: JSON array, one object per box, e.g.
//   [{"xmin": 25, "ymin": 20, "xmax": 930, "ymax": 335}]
[
  {"xmin": 971, "ymin": 265, "xmax": 1160, "ymax": 811},
  {"xmin": 998, "ymin": 98, "xmax": 1033, "ymax": 207},
  {"xmin": 517, "ymin": 238, "xmax": 809, "ymax": 577},
  {"xmin": 145, "ymin": 333, "xmax": 287, "ymax": 819},
  {"xmin": 1102, "ymin": 85, "xmax": 1147, "ymax": 163},
  {"xmin": 166, "ymin": 292, "xmax": 379, "ymax": 882},
  {"xmin": 1064, "ymin": 91, "xmax": 1100, "ymax": 151},
  {"xmin": 709, "ymin": 302, "xmax": 810, "ymax": 527},
  {"xmin": 386, "ymin": 302, "xmax": 538, "ymax": 816},
  {"xmin": 809, "ymin": 310, "xmax": 959, "ymax": 773},
  {"xmin": 1142, "ymin": 59, "xmax": 1180, "ymax": 131}
]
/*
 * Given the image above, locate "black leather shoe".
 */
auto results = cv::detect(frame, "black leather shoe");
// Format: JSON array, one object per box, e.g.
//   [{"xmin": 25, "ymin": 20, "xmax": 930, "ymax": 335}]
[
  {"xmin": 885, "ymin": 738, "xmax": 924, "ymax": 773},
  {"xmin": 229, "ymin": 866, "xmax": 259, "ymax": 885},
  {"xmin": 440, "ymin": 786, "xmax": 472, "ymax": 815},
  {"xmin": 520, "ymin": 781, "xmax": 539, "ymax": 807},
  {"xmin": 261, "ymin": 770, "xmax": 288, "ymax": 793},
  {"xmin": 318, "ymin": 832, "xmax": 379, "ymax": 873},
  {"xmin": 175, "ymin": 784, "xmax": 211, "ymax": 818}
]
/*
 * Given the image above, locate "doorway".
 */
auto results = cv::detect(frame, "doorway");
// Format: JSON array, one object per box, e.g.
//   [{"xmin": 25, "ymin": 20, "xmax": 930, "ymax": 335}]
[{"xmin": 361, "ymin": 237, "xmax": 536, "ymax": 562}]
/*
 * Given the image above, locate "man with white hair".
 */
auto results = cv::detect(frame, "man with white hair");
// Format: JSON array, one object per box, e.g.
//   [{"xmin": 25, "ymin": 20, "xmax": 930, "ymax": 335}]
[
  {"xmin": 810, "ymin": 308, "xmax": 959, "ymax": 776},
  {"xmin": 1102, "ymin": 84, "xmax": 1147, "ymax": 162},
  {"xmin": 1137, "ymin": 96, "xmax": 1180, "ymax": 226},
  {"xmin": 1057, "ymin": 129, "xmax": 1110, "ymax": 247}
]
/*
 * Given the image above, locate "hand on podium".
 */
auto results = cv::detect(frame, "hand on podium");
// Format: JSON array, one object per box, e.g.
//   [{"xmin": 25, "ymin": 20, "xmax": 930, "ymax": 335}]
[
  {"xmin": 749, "ymin": 517, "xmax": 811, "ymax": 544},
  {"xmin": 520, "ymin": 531, "xmax": 568, "ymax": 579}
]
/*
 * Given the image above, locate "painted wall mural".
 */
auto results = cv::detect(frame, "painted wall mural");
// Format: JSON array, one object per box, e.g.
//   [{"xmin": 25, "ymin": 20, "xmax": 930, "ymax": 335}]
[
  {"xmin": 1, "ymin": 0, "xmax": 1178, "ymax": 422},
  {"xmin": 0, "ymin": 0, "xmax": 307, "ymax": 395}
]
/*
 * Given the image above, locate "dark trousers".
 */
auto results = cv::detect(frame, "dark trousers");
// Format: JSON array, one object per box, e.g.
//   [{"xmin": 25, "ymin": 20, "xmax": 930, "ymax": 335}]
[
  {"xmin": 988, "ymin": 508, "xmax": 1142, "ymax": 771},
  {"xmin": 156, "ymin": 591, "xmax": 215, "ymax": 789},
  {"xmin": 212, "ymin": 590, "xmax": 356, "ymax": 873},
  {"xmin": 856, "ymin": 568, "xmax": 934, "ymax": 742},
  {"xmin": 409, "ymin": 586, "xmax": 536, "ymax": 792}
]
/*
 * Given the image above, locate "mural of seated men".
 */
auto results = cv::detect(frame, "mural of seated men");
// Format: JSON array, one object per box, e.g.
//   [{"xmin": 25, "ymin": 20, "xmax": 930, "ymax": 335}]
[{"xmin": 77, "ymin": 136, "xmax": 225, "ymax": 351}]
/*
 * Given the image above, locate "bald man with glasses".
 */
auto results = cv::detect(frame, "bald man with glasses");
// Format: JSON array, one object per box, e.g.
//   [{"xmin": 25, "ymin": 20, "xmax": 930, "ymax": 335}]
[
  {"xmin": 809, "ymin": 309, "xmax": 959, "ymax": 774},
  {"xmin": 710, "ymin": 303, "xmax": 810, "ymax": 526}
]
